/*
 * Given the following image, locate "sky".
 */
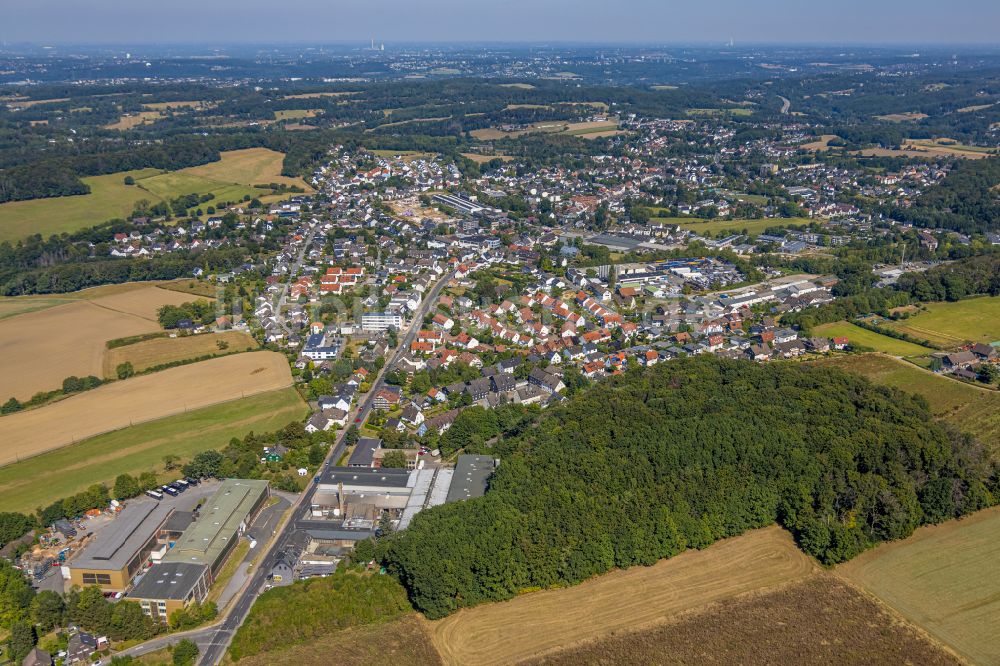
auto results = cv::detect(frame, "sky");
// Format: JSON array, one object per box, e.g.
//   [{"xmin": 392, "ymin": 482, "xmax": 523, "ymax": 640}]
[{"xmin": 5, "ymin": 0, "xmax": 1000, "ymax": 46}]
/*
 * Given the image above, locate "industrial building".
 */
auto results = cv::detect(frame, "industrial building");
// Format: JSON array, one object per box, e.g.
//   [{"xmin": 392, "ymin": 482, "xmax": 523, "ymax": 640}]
[
  {"xmin": 163, "ymin": 479, "xmax": 269, "ymax": 578},
  {"xmin": 128, "ymin": 561, "xmax": 211, "ymax": 623},
  {"xmin": 67, "ymin": 502, "xmax": 177, "ymax": 593},
  {"xmin": 446, "ymin": 455, "xmax": 498, "ymax": 503}
]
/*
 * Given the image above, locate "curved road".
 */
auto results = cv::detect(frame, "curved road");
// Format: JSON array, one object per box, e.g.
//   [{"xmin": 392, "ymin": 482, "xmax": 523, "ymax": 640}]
[{"xmin": 778, "ymin": 95, "xmax": 791, "ymax": 114}]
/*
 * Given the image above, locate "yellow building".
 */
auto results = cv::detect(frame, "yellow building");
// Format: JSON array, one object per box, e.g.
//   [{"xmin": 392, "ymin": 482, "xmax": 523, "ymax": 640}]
[{"xmin": 68, "ymin": 502, "xmax": 175, "ymax": 593}]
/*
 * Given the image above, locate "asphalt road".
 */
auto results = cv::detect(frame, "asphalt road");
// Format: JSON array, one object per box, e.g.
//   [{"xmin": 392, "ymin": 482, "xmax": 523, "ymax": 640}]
[
  {"xmin": 192, "ymin": 269, "xmax": 454, "ymax": 665},
  {"xmin": 779, "ymin": 95, "xmax": 791, "ymax": 114}
]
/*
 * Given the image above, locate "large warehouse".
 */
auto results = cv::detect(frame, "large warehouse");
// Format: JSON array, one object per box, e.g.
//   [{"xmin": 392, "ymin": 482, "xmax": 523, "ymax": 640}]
[
  {"xmin": 163, "ymin": 479, "xmax": 269, "ymax": 579},
  {"xmin": 68, "ymin": 502, "xmax": 176, "ymax": 593}
]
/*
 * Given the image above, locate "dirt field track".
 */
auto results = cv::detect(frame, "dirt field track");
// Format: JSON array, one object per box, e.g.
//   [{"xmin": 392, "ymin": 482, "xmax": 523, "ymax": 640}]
[
  {"xmin": 0, "ymin": 351, "xmax": 293, "ymax": 467},
  {"xmin": 429, "ymin": 526, "xmax": 818, "ymax": 666}
]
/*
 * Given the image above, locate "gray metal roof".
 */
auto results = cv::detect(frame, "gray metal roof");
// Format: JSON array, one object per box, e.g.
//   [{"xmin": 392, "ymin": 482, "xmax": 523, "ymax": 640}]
[
  {"xmin": 127, "ymin": 561, "xmax": 208, "ymax": 601},
  {"xmin": 72, "ymin": 502, "xmax": 173, "ymax": 571},
  {"xmin": 446, "ymin": 455, "xmax": 497, "ymax": 503}
]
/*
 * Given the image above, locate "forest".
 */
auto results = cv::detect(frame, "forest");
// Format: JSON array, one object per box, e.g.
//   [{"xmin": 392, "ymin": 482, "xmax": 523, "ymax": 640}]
[{"xmin": 377, "ymin": 357, "xmax": 997, "ymax": 619}]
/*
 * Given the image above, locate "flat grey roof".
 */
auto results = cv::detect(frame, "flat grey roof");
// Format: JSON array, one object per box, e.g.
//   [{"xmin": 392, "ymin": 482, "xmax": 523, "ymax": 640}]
[
  {"xmin": 446, "ymin": 455, "xmax": 497, "ymax": 503},
  {"xmin": 347, "ymin": 437, "xmax": 381, "ymax": 467},
  {"xmin": 72, "ymin": 502, "xmax": 173, "ymax": 572},
  {"xmin": 127, "ymin": 561, "xmax": 207, "ymax": 601},
  {"xmin": 320, "ymin": 467, "xmax": 411, "ymax": 488}
]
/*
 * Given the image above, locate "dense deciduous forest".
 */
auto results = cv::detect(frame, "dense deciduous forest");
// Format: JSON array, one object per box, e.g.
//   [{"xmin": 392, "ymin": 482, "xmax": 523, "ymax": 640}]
[{"xmin": 377, "ymin": 357, "xmax": 997, "ymax": 619}]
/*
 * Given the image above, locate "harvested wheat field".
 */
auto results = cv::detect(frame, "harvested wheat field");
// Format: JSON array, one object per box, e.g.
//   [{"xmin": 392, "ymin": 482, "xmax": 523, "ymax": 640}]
[
  {"xmin": 90, "ymin": 285, "xmax": 210, "ymax": 321},
  {"xmin": 528, "ymin": 574, "xmax": 960, "ymax": 666},
  {"xmin": 0, "ymin": 351, "xmax": 292, "ymax": 466},
  {"xmin": 103, "ymin": 331, "xmax": 258, "ymax": 377},
  {"xmin": 430, "ymin": 526, "xmax": 818, "ymax": 666},
  {"xmin": 839, "ymin": 506, "xmax": 1000, "ymax": 666},
  {"xmin": 0, "ymin": 301, "xmax": 158, "ymax": 400}
]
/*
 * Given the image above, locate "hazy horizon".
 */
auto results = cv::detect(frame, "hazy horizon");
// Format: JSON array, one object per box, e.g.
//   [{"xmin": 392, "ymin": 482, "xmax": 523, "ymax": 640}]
[{"xmin": 6, "ymin": 0, "xmax": 1000, "ymax": 47}]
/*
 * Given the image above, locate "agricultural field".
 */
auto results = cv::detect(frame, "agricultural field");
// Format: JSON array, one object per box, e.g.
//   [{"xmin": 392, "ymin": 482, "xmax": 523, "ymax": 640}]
[
  {"xmin": 275, "ymin": 109, "xmax": 322, "ymax": 121},
  {"xmin": 801, "ymin": 134, "xmax": 842, "ymax": 151},
  {"xmin": 459, "ymin": 153, "xmax": 513, "ymax": 164},
  {"xmin": 858, "ymin": 139, "xmax": 995, "ymax": 160},
  {"xmin": 875, "ymin": 112, "xmax": 929, "ymax": 122},
  {"xmin": 812, "ymin": 321, "xmax": 934, "ymax": 356},
  {"xmin": 560, "ymin": 118, "xmax": 621, "ymax": 136},
  {"xmin": 429, "ymin": 526, "xmax": 817, "ymax": 666},
  {"xmin": 686, "ymin": 107, "xmax": 752, "ymax": 117},
  {"xmin": 104, "ymin": 110, "xmax": 163, "ymax": 130},
  {"xmin": 0, "ymin": 148, "xmax": 308, "ymax": 241},
  {"xmin": 103, "ymin": 330, "xmax": 257, "ymax": 377},
  {"xmin": 651, "ymin": 216, "xmax": 811, "ymax": 238},
  {"xmin": 89, "ymin": 284, "xmax": 207, "ymax": 321},
  {"xmin": 141, "ymin": 100, "xmax": 207, "ymax": 110},
  {"xmin": 814, "ymin": 354, "xmax": 1000, "ymax": 457},
  {"xmin": 0, "ymin": 302, "xmax": 157, "ymax": 401},
  {"xmin": 0, "ymin": 168, "xmax": 161, "ymax": 242},
  {"xmin": 0, "ymin": 351, "xmax": 293, "ymax": 467},
  {"xmin": 0, "ymin": 388, "xmax": 307, "ymax": 514},
  {"xmin": 839, "ymin": 507, "xmax": 1000, "ymax": 665},
  {"xmin": 0, "ymin": 283, "xmax": 209, "ymax": 400},
  {"xmin": 882, "ymin": 296, "xmax": 1000, "ymax": 348},
  {"xmin": 180, "ymin": 147, "xmax": 312, "ymax": 191},
  {"xmin": 529, "ymin": 575, "xmax": 959, "ymax": 666}
]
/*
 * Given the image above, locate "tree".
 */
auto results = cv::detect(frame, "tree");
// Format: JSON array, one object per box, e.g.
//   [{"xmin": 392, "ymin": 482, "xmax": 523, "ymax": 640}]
[
  {"xmin": 30, "ymin": 590, "xmax": 65, "ymax": 632},
  {"xmin": 380, "ymin": 450, "xmax": 408, "ymax": 469},
  {"xmin": 7, "ymin": 620, "xmax": 36, "ymax": 663},
  {"xmin": 116, "ymin": 361, "xmax": 135, "ymax": 380},
  {"xmin": 114, "ymin": 474, "xmax": 141, "ymax": 500},
  {"xmin": 162, "ymin": 454, "xmax": 180, "ymax": 472},
  {"xmin": 123, "ymin": 176, "xmax": 135, "ymax": 186},
  {"xmin": 183, "ymin": 450, "xmax": 224, "ymax": 478},
  {"xmin": 1, "ymin": 397, "xmax": 22, "ymax": 414},
  {"xmin": 138, "ymin": 471, "xmax": 159, "ymax": 491},
  {"xmin": 0, "ymin": 512, "xmax": 34, "ymax": 549},
  {"xmin": 172, "ymin": 639, "xmax": 200, "ymax": 665}
]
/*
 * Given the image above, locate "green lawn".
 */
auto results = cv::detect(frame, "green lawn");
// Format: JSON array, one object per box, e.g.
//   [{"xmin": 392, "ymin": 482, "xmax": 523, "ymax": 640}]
[
  {"xmin": 812, "ymin": 321, "xmax": 934, "ymax": 357},
  {"xmin": 814, "ymin": 354, "xmax": 1000, "ymax": 456},
  {"xmin": 0, "ymin": 169, "xmax": 161, "ymax": 242},
  {"xmin": 883, "ymin": 296, "xmax": 1000, "ymax": 349},
  {"xmin": 0, "ymin": 388, "xmax": 307, "ymax": 514},
  {"xmin": 651, "ymin": 216, "xmax": 812, "ymax": 238}
]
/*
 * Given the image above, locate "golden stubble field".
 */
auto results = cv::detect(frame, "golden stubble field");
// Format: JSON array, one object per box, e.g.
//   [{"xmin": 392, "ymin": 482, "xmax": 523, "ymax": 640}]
[
  {"xmin": 429, "ymin": 526, "xmax": 819, "ymax": 666},
  {"xmin": 838, "ymin": 506, "xmax": 1000, "ymax": 666},
  {"xmin": 0, "ymin": 285, "xmax": 210, "ymax": 400},
  {"xmin": 0, "ymin": 351, "xmax": 293, "ymax": 466},
  {"xmin": 103, "ymin": 330, "xmax": 258, "ymax": 377}
]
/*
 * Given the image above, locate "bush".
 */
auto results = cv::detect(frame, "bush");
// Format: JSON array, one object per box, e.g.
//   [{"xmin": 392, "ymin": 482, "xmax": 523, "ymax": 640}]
[{"xmin": 172, "ymin": 639, "xmax": 199, "ymax": 665}]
